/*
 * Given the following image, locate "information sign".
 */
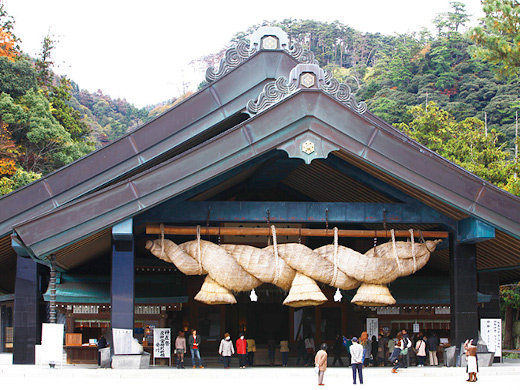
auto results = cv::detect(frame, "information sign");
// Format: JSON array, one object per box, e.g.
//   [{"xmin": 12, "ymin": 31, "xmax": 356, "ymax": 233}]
[{"xmin": 480, "ymin": 319, "xmax": 501, "ymax": 357}]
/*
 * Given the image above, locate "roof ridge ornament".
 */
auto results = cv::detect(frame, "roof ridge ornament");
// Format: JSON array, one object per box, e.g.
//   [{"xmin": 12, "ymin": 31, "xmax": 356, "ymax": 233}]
[
  {"xmin": 247, "ymin": 64, "xmax": 367, "ymax": 115},
  {"xmin": 205, "ymin": 26, "xmax": 318, "ymax": 83}
]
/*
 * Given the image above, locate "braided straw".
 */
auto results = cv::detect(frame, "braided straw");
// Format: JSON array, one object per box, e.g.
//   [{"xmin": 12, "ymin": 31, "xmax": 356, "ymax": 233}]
[
  {"xmin": 409, "ymin": 229, "xmax": 417, "ymax": 273},
  {"xmin": 330, "ymin": 227, "xmax": 339, "ymax": 287},
  {"xmin": 391, "ymin": 229, "xmax": 402, "ymax": 272},
  {"xmin": 271, "ymin": 225, "xmax": 281, "ymax": 286},
  {"xmin": 160, "ymin": 223, "xmax": 165, "ymax": 257},
  {"xmin": 196, "ymin": 225, "xmax": 203, "ymax": 275}
]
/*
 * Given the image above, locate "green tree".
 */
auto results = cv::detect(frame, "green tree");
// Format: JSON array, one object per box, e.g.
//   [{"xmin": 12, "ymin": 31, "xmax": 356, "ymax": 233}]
[
  {"xmin": 396, "ymin": 102, "xmax": 517, "ymax": 189},
  {"xmin": 469, "ymin": 0, "xmax": 520, "ymax": 78},
  {"xmin": 0, "ymin": 56, "xmax": 37, "ymax": 98}
]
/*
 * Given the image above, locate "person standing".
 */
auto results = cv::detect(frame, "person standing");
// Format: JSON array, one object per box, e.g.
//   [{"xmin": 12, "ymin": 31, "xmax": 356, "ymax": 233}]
[
  {"xmin": 349, "ymin": 337, "xmax": 364, "ymax": 385},
  {"xmin": 188, "ymin": 329, "xmax": 203, "ymax": 368},
  {"xmin": 427, "ymin": 332, "xmax": 440, "ymax": 366},
  {"xmin": 246, "ymin": 336, "xmax": 256, "ymax": 366},
  {"xmin": 267, "ymin": 336, "xmax": 277, "ymax": 366},
  {"xmin": 464, "ymin": 339, "xmax": 478, "ymax": 382},
  {"xmin": 415, "ymin": 335, "xmax": 427, "ymax": 367},
  {"xmin": 331, "ymin": 334, "xmax": 344, "ymax": 366},
  {"xmin": 175, "ymin": 331, "xmax": 186, "ymax": 369},
  {"xmin": 236, "ymin": 333, "xmax": 247, "ymax": 368},
  {"xmin": 280, "ymin": 339, "xmax": 290, "ymax": 367},
  {"xmin": 315, "ymin": 343, "xmax": 328, "ymax": 386},
  {"xmin": 304, "ymin": 334, "xmax": 315, "ymax": 366},
  {"xmin": 400, "ymin": 329, "xmax": 411, "ymax": 368},
  {"xmin": 343, "ymin": 336, "xmax": 352, "ymax": 366},
  {"xmin": 97, "ymin": 333, "xmax": 108, "ymax": 366},
  {"xmin": 219, "ymin": 332, "xmax": 234, "ymax": 368},
  {"xmin": 390, "ymin": 332, "xmax": 403, "ymax": 373},
  {"xmin": 296, "ymin": 335, "xmax": 306, "ymax": 366}
]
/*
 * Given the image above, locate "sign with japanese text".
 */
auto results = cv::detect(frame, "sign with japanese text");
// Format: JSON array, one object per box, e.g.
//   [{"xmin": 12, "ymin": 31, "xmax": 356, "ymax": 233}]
[
  {"xmin": 367, "ymin": 318, "xmax": 379, "ymax": 339},
  {"xmin": 480, "ymin": 319, "xmax": 501, "ymax": 357},
  {"xmin": 154, "ymin": 328, "xmax": 171, "ymax": 358}
]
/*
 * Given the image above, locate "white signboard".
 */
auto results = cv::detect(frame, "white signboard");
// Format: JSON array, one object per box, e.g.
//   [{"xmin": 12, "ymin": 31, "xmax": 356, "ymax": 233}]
[
  {"xmin": 367, "ymin": 318, "xmax": 379, "ymax": 339},
  {"xmin": 413, "ymin": 323, "xmax": 420, "ymax": 333},
  {"xmin": 113, "ymin": 328, "xmax": 134, "ymax": 355},
  {"xmin": 41, "ymin": 323, "xmax": 64, "ymax": 366},
  {"xmin": 153, "ymin": 328, "xmax": 171, "ymax": 358},
  {"xmin": 481, "ymin": 319, "xmax": 501, "ymax": 357}
]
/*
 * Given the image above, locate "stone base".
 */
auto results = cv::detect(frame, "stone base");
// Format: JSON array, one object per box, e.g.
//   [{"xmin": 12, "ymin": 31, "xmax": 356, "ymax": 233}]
[
  {"xmin": 111, "ymin": 352, "xmax": 150, "ymax": 369},
  {"xmin": 99, "ymin": 348, "xmax": 111, "ymax": 368}
]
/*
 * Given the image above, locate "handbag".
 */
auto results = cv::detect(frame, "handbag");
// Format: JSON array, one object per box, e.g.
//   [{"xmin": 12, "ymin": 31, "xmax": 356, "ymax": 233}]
[
  {"xmin": 400, "ymin": 348, "xmax": 409, "ymax": 355},
  {"xmin": 314, "ymin": 365, "xmax": 319, "ymax": 374}
]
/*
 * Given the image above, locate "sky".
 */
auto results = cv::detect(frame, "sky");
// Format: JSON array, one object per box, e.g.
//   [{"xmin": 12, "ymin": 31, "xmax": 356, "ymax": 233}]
[{"xmin": 2, "ymin": 0, "xmax": 485, "ymax": 108}]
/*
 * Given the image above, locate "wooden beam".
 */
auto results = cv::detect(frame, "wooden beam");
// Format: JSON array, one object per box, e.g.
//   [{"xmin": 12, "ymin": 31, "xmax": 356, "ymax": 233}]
[{"xmin": 146, "ymin": 225, "xmax": 449, "ymax": 238}]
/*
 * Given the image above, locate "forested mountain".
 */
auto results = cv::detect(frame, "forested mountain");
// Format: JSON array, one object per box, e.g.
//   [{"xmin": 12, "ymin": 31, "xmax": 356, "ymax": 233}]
[{"xmin": 1, "ymin": 1, "xmax": 519, "ymax": 196}]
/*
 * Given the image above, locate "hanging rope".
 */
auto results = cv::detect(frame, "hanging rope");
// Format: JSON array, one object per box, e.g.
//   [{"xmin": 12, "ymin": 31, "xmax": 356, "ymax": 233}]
[
  {"xmin": 330, "ymin": 227, "xmax": 339, "ymax": 287},
  {"xmin": 409, "ymin": 229, "xmax": 417, "ymax": 273},
  {"xmin": 196, "ymin": 225, "xmax": 203, "ymax": 275},
  {"xmin": 391, "ymin": 229, "xmax": 402, "ymax": 272},
  {"xmin": 160, "ymin": 223, "xmax": 165, "ymax": 257},
  {"xmin": 271, "ymin": 225, "xmax": 281, "ymax": 286}
]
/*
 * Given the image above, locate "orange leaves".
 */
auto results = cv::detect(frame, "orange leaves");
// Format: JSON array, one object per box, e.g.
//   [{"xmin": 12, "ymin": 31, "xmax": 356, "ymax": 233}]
[
  {"xmin": 0, "ymin": 158, "xmax": 16, "ymax": 175},
  {"xmin": 0, "ymin": 27, "xmax": 16, "ymax": 61}
]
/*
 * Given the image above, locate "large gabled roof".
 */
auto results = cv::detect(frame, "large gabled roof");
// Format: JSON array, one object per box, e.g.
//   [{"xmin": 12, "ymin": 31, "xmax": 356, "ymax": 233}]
[
  {"xmin": 0, "ymin": 49, "xmax": 301, "ymax": 238},
  {"xmin": 11, "ymin": 87, "xmax": 520, "ymax": 262},
  {"xmin": 2, "ymin": 27, "xmax": 520, "ymax": 286}
]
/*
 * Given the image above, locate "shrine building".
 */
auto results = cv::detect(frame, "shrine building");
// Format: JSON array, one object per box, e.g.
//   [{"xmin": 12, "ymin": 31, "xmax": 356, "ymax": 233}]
[{"xmin": 0, "ymin": 27, "xmax": 519, "ymax": 365}]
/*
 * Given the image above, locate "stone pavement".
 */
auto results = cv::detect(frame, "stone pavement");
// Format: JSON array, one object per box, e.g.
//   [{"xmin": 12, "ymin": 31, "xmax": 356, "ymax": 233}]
[{"xmin": 0, "ymin": 355, "xmax": 519, "ymax": 389}]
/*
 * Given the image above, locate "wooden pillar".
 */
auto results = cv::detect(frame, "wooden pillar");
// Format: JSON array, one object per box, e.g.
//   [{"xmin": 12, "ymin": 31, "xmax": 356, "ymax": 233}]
[
  {"xmin": 315, "ymin": 307, "xmax": 321, "ymax": 346},
  {"xmin": 450, "ymin": 233, "xmax": 478, "ymax": 350},
  {"xmin": 341, "ymin": 304, "xmax": 347, "ymax": 337},
  {"xmin": 13, "ymin": 256, "xmax": 38, "ymax": 364},
  {"xmin": 111, "ymin": 219, "xmax": 135, "ymax": 331},
  {"xmin": 289, "ymin": 307, "xmax": 294, "ymax": 341}
]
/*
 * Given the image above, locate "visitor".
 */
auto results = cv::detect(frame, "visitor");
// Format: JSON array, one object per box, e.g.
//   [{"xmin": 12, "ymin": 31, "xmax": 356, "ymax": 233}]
[
  {"xmin": 296, "ymin": 335, "xmax": 306, "ymax": 366},
  {"xmin": 343, "ymin": 335, "xmax": 352, "ymax": 366},
  {"xmin": 174, "ymin": 331, "xmax": 186, "ymax": 369},
  {"xmin": 267, "ymin": 336, "xmax": 277, "ymax": 366},
  {"xmin": 188, "ymin": 329, "xmax": 203, "ymax": 368},
  {"xmin": 350, "ymin": 337, "xmax": 364, "ymax": 385},
  {"xmin": 427, "ymin": 332, "xmax": 440, "ymax": 366},
  {"xmin": 390, "ymin": 332, "xmax": 403, "ymax": 373},
  {"xmin": 280, "ymin": 339, "xmax": 290, "ymax": 367},
  {"xmin": 400, "ymin": 329, "xmax": 411, "ymax": 368},
  {"xmin": 464, "ymin": 339, "xmax": 478, "ymax": 382},
  {"xmin": 331, "ymin": 334, "xmax": 344, "ymax": 366},
  {"xmin": 219, "ymin": 332, "xmax": 234, "ymax": 368},
  {"xmin": 371, "ymin": 335, "xmax": 378, "ymax": 366},
  {"xmin": 415, "ymin": 334, "xmax": 427, "ymax": 367},
  {"xmin": 236, "ymin": 333, "xmax": 247, "ymax": 368},
  {"xmin": 246, "ymin": 336, "xmax": 256, "ymax": 366},
  {"xmin": 97, "ymin": 333, "xmax": 108, "ymax": 366},
  {"xmin": 377, "ymin": 333, "xmax": 386, "ymax": 367},
  {"xmin": 304, "ymin": 334, "xmax": 315, "ymax": 366},
  {"xmin": 387, "ymin": 334, "xmax": 395, "ymax": 364},
  {"xmin": 315, "ymin": 343, "xmax": 328, "ymax": 386},
  {"xmin": 359, "ymin": 331, "xmax": 370, "ymax": 367}
]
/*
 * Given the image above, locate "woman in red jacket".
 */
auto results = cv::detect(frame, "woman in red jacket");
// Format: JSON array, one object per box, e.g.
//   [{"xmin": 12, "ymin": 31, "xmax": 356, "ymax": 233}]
[{"xmin": 236, "ymin": 333, "xmax": 248, "ymax": 368}]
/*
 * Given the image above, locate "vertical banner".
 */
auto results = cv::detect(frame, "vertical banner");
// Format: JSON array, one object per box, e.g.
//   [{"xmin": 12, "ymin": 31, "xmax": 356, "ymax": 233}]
[
  {"xmin": 480, "ymin": 319, "xmax": 502, "ymax": 357},
  {"xmin": 153, "ymin": 328, "xmax": 171, "ymax": 358},
  {"xmin": 367, "ymin": 318, "xmax": 379, "ymax": 339}
]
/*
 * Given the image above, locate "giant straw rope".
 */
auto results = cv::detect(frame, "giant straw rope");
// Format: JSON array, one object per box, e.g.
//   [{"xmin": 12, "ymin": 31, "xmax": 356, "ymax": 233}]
[{"xmin": 145, "ymin": 226, "xmax": 440, "ymax": 307}]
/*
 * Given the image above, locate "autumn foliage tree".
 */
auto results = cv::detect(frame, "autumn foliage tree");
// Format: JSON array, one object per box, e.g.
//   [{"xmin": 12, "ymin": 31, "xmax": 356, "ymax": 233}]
[{"xmin": 0, "ymin": 27, "xmax": 15, "ymax": 61}]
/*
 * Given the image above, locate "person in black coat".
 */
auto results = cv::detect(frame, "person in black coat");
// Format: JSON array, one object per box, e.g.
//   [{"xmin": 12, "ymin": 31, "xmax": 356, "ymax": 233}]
[
  {"xmin": 331, "ymin": 334, "xmax": 344, "ymax": 366},
  {"xmin": 427, "ymin": 333, "xmax": 440, "ymax": 366}
]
